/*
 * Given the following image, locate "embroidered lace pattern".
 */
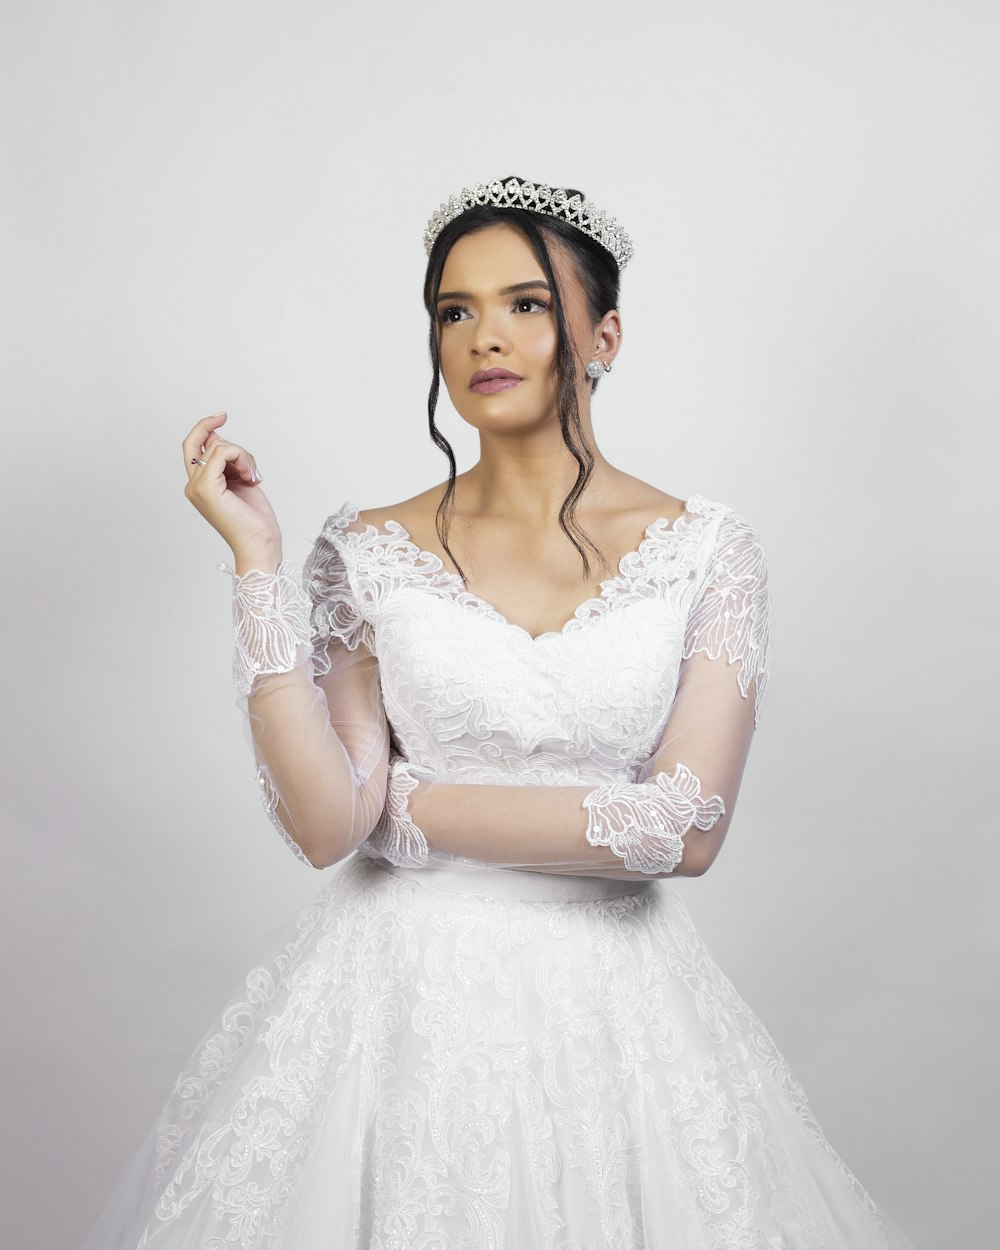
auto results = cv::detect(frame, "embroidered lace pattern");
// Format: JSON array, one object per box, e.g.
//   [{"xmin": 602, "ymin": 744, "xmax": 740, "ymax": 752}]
[
  {"xmin": 217, "ymin": 560, "xmax": 314, "ymax": 699},
  {"xmin": 130, "ymin": 493, "xmax": 907, "ymax": 1246},
  {"xmin": 320, "ymin": 495, "xmax": 725, "ymax": 788},
  {"xmin": 681, "ymin": 504, "xmax": 771, "ymax": 728},
  {"xmin": 218, "ymin": 533, "xmax": 388, "ymax": 864},
  {"xmin": 581, "ymin": 762, "xmax": 727, "ymax": 875},
  {"xmin": 217, "ymin": 494, "xmax": 773, "ymax": 869},
  {"xmin": 135, "ymin": 856, "xmax": 895, "ymax": 1249},
  {"xmin": 311, "ymin": 496, "xmax": 770, "ymax": 876},
  {"xmin": 325, "ymin": 499, "xmax": 715, "ymax": 647},
  {"xmin": 300, "ymin": 520, "xmax": 377, "ymax": 664},
  {"xmin": 356, "ymin": 753, "xmax": 430, "ymax": 868}
]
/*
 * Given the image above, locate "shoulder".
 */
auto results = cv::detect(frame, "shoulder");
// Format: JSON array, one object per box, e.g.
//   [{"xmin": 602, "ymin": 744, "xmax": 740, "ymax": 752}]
[
  {"xmin": 324, "ymin": 479, "xmax": 452, "ymax": 538},
  {"xmin": 683, "ymin": 491, "xmax": 767, "ymax": 555},
  {"xmin": 619, "ymin": 475, "xmax": 766, "ymax": 561},
  {"xmin": 598, "ymin": 472, "xmax": 688, "ymax": 530},
  {"xmin": 309, "ymin": 485, "xmax": 441, "ymax": 547},
  {"xmin": 354, "ymin": 483, "xmax": 445, "ymax": 535}
]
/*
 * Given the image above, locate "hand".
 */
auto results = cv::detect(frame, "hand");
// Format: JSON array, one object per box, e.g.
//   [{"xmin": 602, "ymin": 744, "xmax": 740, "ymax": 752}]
[{"xmin": 182, "ymin": 411, "xmax": 282, "ymax": 558}]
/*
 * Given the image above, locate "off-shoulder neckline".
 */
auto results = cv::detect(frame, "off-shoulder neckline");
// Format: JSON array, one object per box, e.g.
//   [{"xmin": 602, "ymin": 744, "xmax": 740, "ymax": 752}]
[{"xmin": 324, "ymin": 492, "xmax": 719, "ymax": 645}]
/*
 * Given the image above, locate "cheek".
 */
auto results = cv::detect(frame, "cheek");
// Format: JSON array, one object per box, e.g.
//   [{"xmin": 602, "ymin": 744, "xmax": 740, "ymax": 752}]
[
  {"xmin": 438, "ymin": 335, "xmax": 468, "ymax": 392},
  {"xmin": 437, "ymin": 332, "xmax": 457, "ymax": 371},
  {"xmin": 521, "ymin": 321, "xmax": 558, "ymax": 367}
]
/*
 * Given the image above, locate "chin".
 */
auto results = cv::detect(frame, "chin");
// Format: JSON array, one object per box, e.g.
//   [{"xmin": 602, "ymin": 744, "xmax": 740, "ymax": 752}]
[{"xmin": 461, "ymin": 408, "xmax": 553, "ymax": 435}]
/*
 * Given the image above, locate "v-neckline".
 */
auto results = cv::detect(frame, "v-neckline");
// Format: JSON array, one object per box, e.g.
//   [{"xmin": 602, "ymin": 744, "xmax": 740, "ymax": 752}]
[{"xmin": 332, "ymin": 493, "xmax": 709, "ymax": 646}]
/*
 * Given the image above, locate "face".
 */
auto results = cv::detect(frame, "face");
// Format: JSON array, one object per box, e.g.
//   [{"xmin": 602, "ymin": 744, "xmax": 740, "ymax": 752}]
[{"xmin": 434, "ymin": 222, "xmax": 616, "ymax": 432}]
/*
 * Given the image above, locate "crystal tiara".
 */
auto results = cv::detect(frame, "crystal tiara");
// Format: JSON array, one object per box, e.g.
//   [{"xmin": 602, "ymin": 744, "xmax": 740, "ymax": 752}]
[{"xmin": 423, "ymin": 177, "xmax": 634, "ymax": 270}]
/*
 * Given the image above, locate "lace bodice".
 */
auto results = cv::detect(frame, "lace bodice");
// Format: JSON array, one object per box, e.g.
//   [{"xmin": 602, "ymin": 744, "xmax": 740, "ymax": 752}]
[
  {"xmin": 319, "ymin": 493, "xmax": 763, "ymax": 788},
  {"xmin": 220, "ymin": 492, "xmax": 771, "ymax": 873}
]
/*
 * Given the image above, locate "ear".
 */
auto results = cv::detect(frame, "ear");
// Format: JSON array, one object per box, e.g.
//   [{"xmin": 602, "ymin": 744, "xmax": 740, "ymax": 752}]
[{"xmin": 592, "ymin": 311, "xmax": 622, "ymax": 363}]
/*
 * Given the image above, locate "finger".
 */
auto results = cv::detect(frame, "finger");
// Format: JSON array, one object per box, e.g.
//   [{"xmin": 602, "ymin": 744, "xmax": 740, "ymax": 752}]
[
  {"xmin": 184, "ymin": 424, "xmax": 256, "ymax": 485},
  {"xmin": 185, "ymin": 439, "xmax": 243, "ymax": 491},
  {"xmin": 183, "ymin": 415, "xmax": 261, "ymax": 486},
  {"xmin": 182, "ymin": 411, "xmax": 228, "ymax": 479},
  {"xmin": 211, "ymin": 439, "xmax": 261, "ymax": 484},
  {"xmin": 202, "ymin": 429, "xmax": 258, "ymax": 480},
  {"xmin": 210, "ymin": 437, "xmax": 260, "ymax": 483},
  {"xmin": 200, "ymin": 439, "xmax": 258, "ymax": 488}
]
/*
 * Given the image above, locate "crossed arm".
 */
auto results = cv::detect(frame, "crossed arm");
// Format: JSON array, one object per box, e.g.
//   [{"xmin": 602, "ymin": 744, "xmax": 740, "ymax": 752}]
[
  {"xmin": 220, "ymin": 508, "xmax": 769, "ymax": 880},
  {"xmin": 364, "ymin": 642, "xmax": 760, "ymax": 880}
]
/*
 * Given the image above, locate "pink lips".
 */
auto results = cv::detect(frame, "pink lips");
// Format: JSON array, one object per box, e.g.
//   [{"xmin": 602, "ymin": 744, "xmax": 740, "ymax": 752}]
[{"xmin": 469, "ymin": 368, "xmax": 523, "ymax": 394}]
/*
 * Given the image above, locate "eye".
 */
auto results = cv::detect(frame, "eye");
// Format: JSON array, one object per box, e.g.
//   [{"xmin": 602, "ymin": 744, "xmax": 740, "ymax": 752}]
[
  {"xmin": 436, "ymin": 295, "xmax": 550, "ymax": 325},
  {"xmin": 513, "ymin": 296, "xmax": 550, "ymax": 314},
  {"xmin": 437, "ymin": 304, "xmax": 467, "ymax": 325}
]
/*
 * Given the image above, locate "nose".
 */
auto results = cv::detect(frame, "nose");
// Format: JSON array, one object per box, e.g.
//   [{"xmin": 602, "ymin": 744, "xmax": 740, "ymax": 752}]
[{"xmin": 470, "ymin": 307, "xmax": 510, "ymax": 358}]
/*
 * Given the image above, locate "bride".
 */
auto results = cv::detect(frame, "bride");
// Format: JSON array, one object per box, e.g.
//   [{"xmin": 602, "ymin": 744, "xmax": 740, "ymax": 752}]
[{"xmin": 82, "ymin": 175, "xmax": 914, "ymax": 1248}]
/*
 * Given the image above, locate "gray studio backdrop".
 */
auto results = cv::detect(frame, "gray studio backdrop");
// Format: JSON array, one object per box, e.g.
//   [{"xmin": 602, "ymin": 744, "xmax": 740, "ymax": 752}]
[{"xmin": 3, "ymin": 3, "xmax": 997, "ymax": 1247}]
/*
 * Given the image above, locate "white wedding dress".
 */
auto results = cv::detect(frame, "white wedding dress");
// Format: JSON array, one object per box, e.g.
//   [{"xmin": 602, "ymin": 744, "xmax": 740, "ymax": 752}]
[{"xmin": 79, "ymin": 493, "xmax": 915, "ymax": 1249}]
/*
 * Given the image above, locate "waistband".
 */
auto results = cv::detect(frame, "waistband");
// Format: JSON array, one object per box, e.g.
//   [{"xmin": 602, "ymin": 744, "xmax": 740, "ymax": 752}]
[{"xmin": 372, "ymin": 856, "xmax": 657, "ymax": 903}]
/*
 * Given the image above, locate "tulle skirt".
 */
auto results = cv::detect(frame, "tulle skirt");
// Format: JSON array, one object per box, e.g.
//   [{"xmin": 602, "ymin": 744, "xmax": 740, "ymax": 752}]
[{"xmin": 79, "ymin": 854, "xmax": 914, "ymax": 1249}]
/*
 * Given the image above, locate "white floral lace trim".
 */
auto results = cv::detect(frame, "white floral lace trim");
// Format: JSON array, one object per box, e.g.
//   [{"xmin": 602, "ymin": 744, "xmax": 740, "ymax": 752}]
[
  {"xmin": 217, "ymin": 559, "xmax": 313, "ymax": 698},
  {"xmin": 217, "ymin": 524, "xmax": 383, "ymax": 681},
  {"xmin": 301, "ymin": 515, "xmax": 376, "ymax": 664},
  {"xmin": 320, "ymin": 496, "xmax": 770, "ymax": 728},
  {"xmin": 321, "ymin": 494, "xmax": 722, "ymax": 645},
  {"xmin": 581, "ymin": 762, "xmax": 726, "ymax": 874},
  {"xmin": 358, "ymin": 753, "xmax": 430, "ymax": 868}
]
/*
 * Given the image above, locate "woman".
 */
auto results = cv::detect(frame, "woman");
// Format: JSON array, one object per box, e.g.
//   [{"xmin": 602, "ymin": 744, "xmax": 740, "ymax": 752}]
[{"xmin": 81, "ymin": 176, "xmax": 914, "ymax": 1248}]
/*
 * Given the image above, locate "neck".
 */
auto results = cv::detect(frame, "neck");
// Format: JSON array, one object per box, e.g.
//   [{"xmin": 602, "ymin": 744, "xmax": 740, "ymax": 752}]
[{"xmin": 457, "ymin": 406, "xmax": 618, "ymax": 523}]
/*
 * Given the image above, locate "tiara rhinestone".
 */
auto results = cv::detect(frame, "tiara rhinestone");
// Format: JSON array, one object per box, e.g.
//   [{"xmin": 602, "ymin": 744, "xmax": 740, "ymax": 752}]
[{"xmin": 423, "ymin": 177, "xmax": 634, "ymax": 270}]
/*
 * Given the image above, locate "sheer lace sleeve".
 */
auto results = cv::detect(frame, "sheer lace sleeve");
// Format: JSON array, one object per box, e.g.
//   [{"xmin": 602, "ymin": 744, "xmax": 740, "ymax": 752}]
[
  {"xmin": 217, "ymin": 504, "xmax": 391, "ymax": 868},
  {"xmin": 369, "ymin": 508, "xmax": 771, "ymax": 880}
]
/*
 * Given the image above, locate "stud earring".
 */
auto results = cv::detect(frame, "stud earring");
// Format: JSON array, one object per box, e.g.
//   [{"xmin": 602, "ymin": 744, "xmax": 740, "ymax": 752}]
[{"xmin": 585, "ymin": 360, "xmax": 603, "ymax": 379}]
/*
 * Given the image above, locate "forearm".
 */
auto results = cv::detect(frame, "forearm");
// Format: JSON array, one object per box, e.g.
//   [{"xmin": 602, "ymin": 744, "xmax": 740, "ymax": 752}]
[
  {"xmin": 408, "ymin": 777, "xmax": 716, "ymax": 881},
  {"xmin": 221, "ymin": 557, "xmax": 389, "ymax": 870},
  {"xmin": 243, "ymin": 665, "xmax": 388, "ymax": 867}
]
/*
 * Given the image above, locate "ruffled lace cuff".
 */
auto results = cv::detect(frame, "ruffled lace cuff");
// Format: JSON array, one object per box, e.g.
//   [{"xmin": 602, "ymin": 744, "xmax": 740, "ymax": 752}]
[
  {"xmin": 218, "ymin": 559, "xmax": 314, "ymax": 699},
  {"xmin": 357, "ymin": 753, "xmax": 430, "ymax": 868},
  {"xmin": 581, "ymin": 763, "xmax": 726, "ymax": 875}
]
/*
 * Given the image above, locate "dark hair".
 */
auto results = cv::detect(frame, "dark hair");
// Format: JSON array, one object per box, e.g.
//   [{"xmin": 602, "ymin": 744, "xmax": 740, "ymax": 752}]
[{"xmin": 421, "ymin": 174, "xmax": 622, "ymax": 582}]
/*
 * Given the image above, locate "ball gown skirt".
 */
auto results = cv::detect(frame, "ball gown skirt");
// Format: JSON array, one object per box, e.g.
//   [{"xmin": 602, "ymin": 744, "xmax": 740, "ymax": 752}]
[{"xmin": 78, "ymin": 853, "xmax": 915, "ymax": 1250}]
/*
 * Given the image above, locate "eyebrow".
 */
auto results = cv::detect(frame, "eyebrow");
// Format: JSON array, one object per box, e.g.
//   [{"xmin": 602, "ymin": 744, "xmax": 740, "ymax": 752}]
[{"xmin": 436, "ymin": 280, "xmax": 552, "ymax": 302}]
